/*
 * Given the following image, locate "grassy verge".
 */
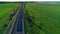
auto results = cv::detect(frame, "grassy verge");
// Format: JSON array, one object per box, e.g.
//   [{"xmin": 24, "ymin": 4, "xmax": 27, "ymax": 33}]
[
  {"xmin": 0, "ymin": 3, "xmax": 20, "ymax": 34},
  {"xmin": 24, "ymin": 2, "xmax": 60, "ymax": 34}
]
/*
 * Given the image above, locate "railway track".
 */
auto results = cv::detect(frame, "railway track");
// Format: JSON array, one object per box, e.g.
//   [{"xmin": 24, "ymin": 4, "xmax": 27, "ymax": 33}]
[{"xmin": 9, "ymin": 3, "xmax": 25, "ymax": 34}]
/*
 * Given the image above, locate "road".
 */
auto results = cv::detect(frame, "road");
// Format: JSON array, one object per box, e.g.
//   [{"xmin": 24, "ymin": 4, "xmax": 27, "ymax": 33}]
[{"xmin": 9, "ymin": 3, "xmax": 25, "ymax": 34}]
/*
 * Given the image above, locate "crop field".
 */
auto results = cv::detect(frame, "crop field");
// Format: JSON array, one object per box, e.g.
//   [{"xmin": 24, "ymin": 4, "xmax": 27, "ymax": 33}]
[
  {"xmin": 0, "ymin": 3, "xmax": 20, "ymax": 34},
  {"xmin": 24, "ymin": 2, "xmax": 60, "ymax": 34}
]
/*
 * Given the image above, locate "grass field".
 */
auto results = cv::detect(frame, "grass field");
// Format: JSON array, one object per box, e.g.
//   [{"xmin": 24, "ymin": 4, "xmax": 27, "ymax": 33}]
[
  {"xmin": 24, "ymin": 2, "xmax": 60, "ymax": 34},
  {"xmin": 0, "ymin": 3, "xmax": 20, "ymax": 34}
]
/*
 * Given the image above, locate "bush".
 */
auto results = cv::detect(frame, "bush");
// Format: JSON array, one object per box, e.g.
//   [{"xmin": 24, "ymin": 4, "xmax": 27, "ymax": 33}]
[
  {"xmin": 9, "ymin": 11, "xmax": 15, "ymax": 20},
  {"xmin": 4, "ymin": 24, "xmax": 8, "ymax": 28}
]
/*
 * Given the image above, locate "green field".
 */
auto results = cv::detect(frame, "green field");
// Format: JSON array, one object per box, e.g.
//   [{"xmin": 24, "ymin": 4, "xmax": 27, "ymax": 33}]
[
  {"xmin": 24, "ymin": 2, "xmax": 60, "ymax": 34},
  {"xmin": 0, "ymin": 3, "xmax": 20, "ymax": 34}
]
